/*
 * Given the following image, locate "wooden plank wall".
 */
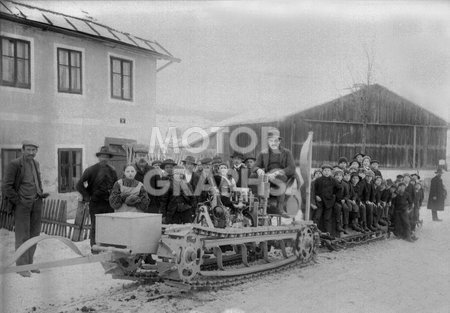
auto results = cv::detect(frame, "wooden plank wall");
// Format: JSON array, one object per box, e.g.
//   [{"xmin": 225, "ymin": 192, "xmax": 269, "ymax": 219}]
[{"xmin": 213, "ymin": 85, "xmax": 447, "ymax": 169}]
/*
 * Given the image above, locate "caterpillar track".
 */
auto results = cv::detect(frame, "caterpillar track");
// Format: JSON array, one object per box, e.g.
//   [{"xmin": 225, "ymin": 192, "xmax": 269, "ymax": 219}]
[
  {"xmin": 104, "ymin": 221, "xmax": 319, "ymax": 289},
  {"xmin": 107, "ymin": 222, "xmax": 387, "ymax": 290}
]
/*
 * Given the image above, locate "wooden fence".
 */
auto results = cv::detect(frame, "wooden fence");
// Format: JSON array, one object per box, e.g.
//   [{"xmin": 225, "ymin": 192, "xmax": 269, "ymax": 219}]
[{"xmin": 0, "ymin": 198, "xmax": 91, "ymax": 242}]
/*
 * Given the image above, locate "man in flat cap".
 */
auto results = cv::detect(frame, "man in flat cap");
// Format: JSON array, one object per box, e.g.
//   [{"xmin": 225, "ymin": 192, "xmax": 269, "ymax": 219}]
[
  {"xmin": 2, "ymin": 140, "xmax": 49, "ymax": 277},
  {"xmin": 76, "ymin": 146, "xmax": 118, "ymax": 249}
]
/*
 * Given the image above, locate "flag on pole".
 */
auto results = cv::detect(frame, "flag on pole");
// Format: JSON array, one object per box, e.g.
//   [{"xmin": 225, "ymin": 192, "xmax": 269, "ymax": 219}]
[{"xmin": 299, "ymin": 132, "xmax": 313, "ymax": 220}]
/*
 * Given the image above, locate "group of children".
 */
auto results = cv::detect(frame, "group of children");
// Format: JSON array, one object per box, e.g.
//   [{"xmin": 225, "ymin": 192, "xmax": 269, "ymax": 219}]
[
  {"xmin": 106, "ymin": 152, "xmax": 258, "ymax": 224},
  {"xmin": 312, "ymin": 153, "xmax": 423, "ymax": 242},
  {"xmin": 105, "ymin": 150, "xmax": 424, "ymax": 242}
]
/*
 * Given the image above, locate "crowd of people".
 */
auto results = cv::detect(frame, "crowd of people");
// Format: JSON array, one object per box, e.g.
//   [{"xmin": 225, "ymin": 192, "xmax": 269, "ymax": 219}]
[
  {"xmin": 2, "ymin": 135, "xmax": 447, "ymax": 276},
  {"xmin": 75, "ymin": 129, "xmax": 295, "ymax": 250},
  {"xmin": 311, "ymin": 152, "xmax": 446, "ymax": 242}
]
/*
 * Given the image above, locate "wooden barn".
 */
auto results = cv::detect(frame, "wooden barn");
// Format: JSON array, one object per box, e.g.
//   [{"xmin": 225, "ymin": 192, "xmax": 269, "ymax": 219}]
[{"xmin": 195, "ymin": 84, "xmax": 448, "ymax": 169}]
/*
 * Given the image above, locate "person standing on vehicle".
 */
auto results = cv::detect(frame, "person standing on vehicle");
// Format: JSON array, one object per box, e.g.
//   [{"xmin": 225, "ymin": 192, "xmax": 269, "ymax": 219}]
[
  {"xmin": 427, "ymin": 168, "xmax": 447, "ymax": 221},
  {"xmin": 2, "ymin": 140, "xmax": 49, "ymax": 277},
  {"xmin": 76, "ymin": 146, "xmax": 118, "ymax": 248},
  {"xmin": 253, "ymin": 129, "xmax": 296, "ymax": 216}
]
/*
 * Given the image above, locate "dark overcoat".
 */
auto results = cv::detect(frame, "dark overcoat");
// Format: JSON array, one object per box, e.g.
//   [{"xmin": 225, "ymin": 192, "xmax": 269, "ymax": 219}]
[
  {"xmin": 427, "ymin": 175, "xmax": 446, "ymax": 211},
  {"xmin": 1, "ymin": 157, "xmax": 43, "ymax": 213}
]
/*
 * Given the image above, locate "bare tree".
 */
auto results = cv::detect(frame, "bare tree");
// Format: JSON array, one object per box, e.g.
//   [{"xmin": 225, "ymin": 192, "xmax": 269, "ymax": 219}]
[{"xmin": 345, "ymin": 44, "xmax": 376, "ymax": 154}]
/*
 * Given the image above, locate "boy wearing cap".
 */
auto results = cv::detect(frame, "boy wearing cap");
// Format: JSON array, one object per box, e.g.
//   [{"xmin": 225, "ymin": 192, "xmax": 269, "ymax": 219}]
[
  {"xmin": 244, "ymin": 155, "xmax": 256, "ymax": 171},
  {"xmin": 411, "ymin": 181, "xmax": 424, "ymax": 231},
  {"xmin": 353, "ymin": 153, "xmax": 365, "ymax": 164},
  {"xmin": 211, "ymin": 155, "xmax": 223, "ymax": 176},
  {"xmin": 370, "ymin": 160, "xmax": 382, "ymax": 177},
  {"xmin": 349, "ymin": 160, "xmax": 360, "ymax": 169},
  {"xmin": 361, "ymin": 156, "xmax": 372, "ymax": 171},
  {"xmin": 356, "ymin": 169, "xmax": 372, "ymax": 231},
  {"xmin": 364, "ymin": 171, "xmax": 379, "ymax": 231},
  {"xmin": 337, "ymin": 157, "xmax": 348, "ymax": 170},
  {"xmin": 229, "ymin": 152, "xmax": 247, "ymax": 188},
  {"xmin": 333, "ymin": 169, "xmax": 349, "ymax": 234},
  {"xmin": 151, "ymin": 160, "xmax": 162, "ymax": 169},
  {"xmin": 395, "ymin": 175, "xmax": 404, "ymax": 185},
  {"xmin": 196, "ymin": 157, "xmax": 219, "ymax": 203},
  {"xmin": 379, "ymin": 180, "xmax": 392, "ymax": 225},
  {"xmin": 392, "ymin": 182, "xmax": 416, "ymax": 242},
  {"xmin": 2, "ymin": 140, "xmax": 49, "ymax": 276},
  {"xmin": 195, "ymin": 157, "xmax": 211, "ymax": 175},
  {"xmin": 160, "ymin": 160, "xmax": 197, "ymax": 224},
  {"xmin": 346, "ymin": 173, "xmax": 363, "ymax": 232},
  {"xmin": 313, "ymin": 164, "xmax": 341, "ymax": 234},
  {"xmin": 312, "ymin": 169, "xmax": 321, "ymax": 180},
  {"xmin": 350, "ymin": 173, "xmax": 368, "ymax": 231},
  {"xmin": 403, "ymin": 174, "xmax": 415, "ymax": 197},
  {"xmin": 373, "ymin": 176, "xmax": 387, "ymax": 227}
]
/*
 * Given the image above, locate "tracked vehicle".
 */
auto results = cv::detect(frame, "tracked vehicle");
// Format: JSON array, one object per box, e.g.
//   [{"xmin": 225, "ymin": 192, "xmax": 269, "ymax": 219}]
[
  {"xmin": 94, "ymin": 181, "xmax": 320, "ymax": 289},
  {"xmin": 1, "ymin": 132, "xmax": 388, "ymax": 288}
]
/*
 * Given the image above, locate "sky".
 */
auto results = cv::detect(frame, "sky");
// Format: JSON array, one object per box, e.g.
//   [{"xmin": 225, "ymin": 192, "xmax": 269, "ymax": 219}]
[{"xmin": 26, "ymin": 0, "xmax": 450, "ymax": 122}]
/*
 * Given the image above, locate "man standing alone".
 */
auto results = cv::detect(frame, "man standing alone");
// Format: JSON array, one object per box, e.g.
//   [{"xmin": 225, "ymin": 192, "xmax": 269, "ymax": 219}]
[
  {"xmin": 2, "ymin": 140, "xmax": 49, "ymax": 277},
  {"xmin": 76, "ymin": 146, "xmax": 118, "ymax": 248},
  {"xmin": 428, "ymin": 168, "xmax": 446, "ymax": 221}
]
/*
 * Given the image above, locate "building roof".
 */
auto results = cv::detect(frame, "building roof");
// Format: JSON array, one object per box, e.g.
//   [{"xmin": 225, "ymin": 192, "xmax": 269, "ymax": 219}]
[
  {"xmin": 217, "ymin": 84, "xmax": 449, "ymax": 127},
  {"xmin": 0, "ymin": 0, "xmax": 179, "ymax": 62}
]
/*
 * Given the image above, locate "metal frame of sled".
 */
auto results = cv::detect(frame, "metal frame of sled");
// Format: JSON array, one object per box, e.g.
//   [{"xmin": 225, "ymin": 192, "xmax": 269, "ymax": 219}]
[{"xmin": 0, "ymin": 234, "xmax": 132, "ymax": 274}]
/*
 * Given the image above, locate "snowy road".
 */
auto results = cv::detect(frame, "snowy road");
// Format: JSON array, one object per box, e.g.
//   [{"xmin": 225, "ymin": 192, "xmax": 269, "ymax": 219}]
[{"xmin": 1, "ymin": 207, "xmax": 449, "ymax": 313}]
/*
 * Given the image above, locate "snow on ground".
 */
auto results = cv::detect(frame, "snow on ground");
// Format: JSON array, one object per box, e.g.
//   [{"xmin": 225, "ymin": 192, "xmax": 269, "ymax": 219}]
[{"xmin": 1, "ymin": 207, "xmax": 450, "ymax": 313}]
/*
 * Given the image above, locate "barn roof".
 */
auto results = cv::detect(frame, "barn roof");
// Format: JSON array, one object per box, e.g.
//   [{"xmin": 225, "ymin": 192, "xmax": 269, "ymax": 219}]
[
  {"xmin": 217, "ymin": 84, "xmax": 449, "ymax": 127},
  {"xmin": 0, "ymin": 0, "xmax": 179, "ymax": 62}
]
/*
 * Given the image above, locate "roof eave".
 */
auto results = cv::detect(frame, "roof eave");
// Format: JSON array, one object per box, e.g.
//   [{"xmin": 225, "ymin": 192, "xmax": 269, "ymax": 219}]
[{"xmin": 0, "ymin": 13, "xmax": 180, "ymax": 62}]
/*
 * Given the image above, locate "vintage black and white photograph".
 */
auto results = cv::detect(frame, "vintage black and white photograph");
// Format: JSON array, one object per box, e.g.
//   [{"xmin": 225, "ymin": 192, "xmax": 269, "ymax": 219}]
[{"xmin": 0, "ymin": 1, "xmax": 449, "ymax": 312}]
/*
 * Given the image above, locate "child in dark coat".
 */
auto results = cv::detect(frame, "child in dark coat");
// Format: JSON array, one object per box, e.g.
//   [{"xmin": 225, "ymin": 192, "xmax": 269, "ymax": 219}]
[
  {"xmin": 411, "ymin": 181, "xmax": 424, "ymax": 231},
  {"xmin": 344, "ymin": 171, "xmax": 363, "ymax": 232},
  {"xmin": 333, "ymin": 169, "xmax": 349, "ymax": 235},
  {"xmin": 109, "ymin": 164, "xmax": 149, "ymax": 213},
  {"xmin": 313, "ymin": 164, "xmax": 341, "ymax": 234},
  {"xmin": 391, "ymin": 183, "xmax": 417, "ymax": 242}
]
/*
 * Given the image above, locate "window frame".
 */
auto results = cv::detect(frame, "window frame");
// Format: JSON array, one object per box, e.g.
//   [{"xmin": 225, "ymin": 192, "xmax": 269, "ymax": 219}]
[
  {"xmin": 0, "ymin": 36, "xmax": 31, "ymax": 89},
  {"xmin": 110, "ymin": 56, "xmax": 133, "ymax": 101},
  {"xmin": 57, "ymin": 148, "xmax": 82, "ymax": 193},
  {"xmin": 57, "ymin": 47, "xmax": 82, "ymax": 94},
  {"xmin": 1, "ymin": 148, "xmax": 22, "ymax": 180}
]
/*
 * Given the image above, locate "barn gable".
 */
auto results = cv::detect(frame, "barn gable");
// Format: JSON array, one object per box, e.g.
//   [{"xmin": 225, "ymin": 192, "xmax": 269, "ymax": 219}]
[
  {"xmin": 293, "ymin": 84, "xmax": 447, "ymax": 127},
  {"xmin": 209, "ymin": 84, "xmax": 448, "ymax": 169}
]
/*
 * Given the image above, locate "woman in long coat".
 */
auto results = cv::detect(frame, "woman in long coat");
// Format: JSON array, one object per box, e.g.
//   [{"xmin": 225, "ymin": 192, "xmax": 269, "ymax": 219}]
[{"xmin": 427, "ymin": 168, "xmax": 447, "ymax": 221}]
